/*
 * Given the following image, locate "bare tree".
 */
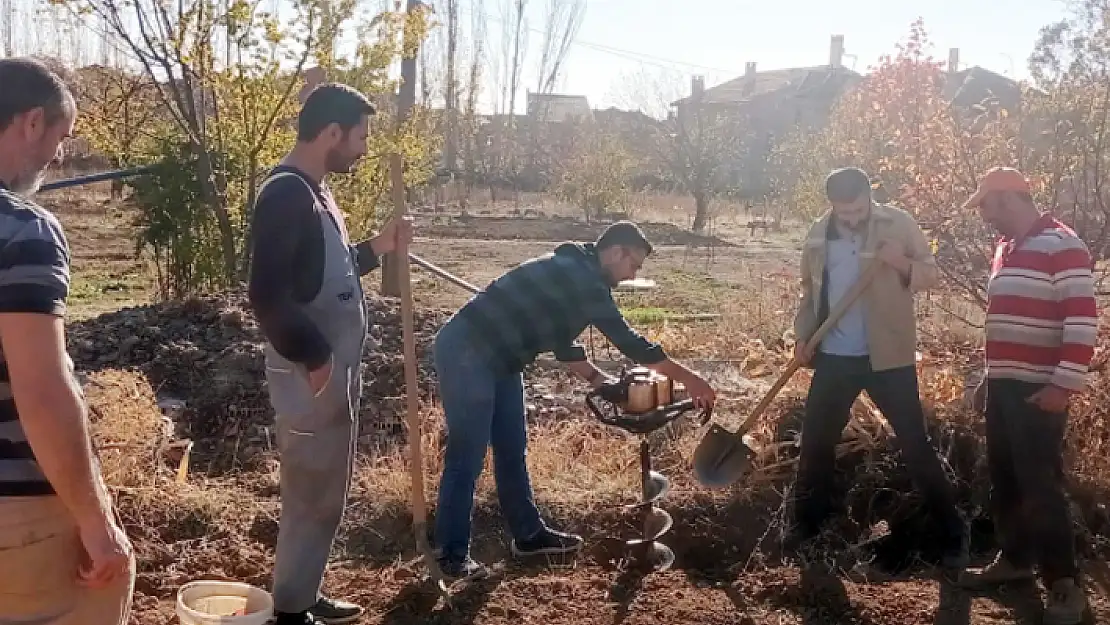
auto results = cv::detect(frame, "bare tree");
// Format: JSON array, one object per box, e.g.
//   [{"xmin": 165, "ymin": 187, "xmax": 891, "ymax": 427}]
[
  {"xmin": 1027, "ymin": 0, "xmax": 1110, "ymax": 267},
  {"xmin": 534, "ymin": 0, "xmax": 583, "ymax": 95},
  {"xmin": 493, "ymin": 0, "xmax": 513, "ymax": 115},
  {"xmin": 443, "ymin": 0, "xmax": 460, "ymax": 172},
  {"xmin": 522, "ymin": 0, "xmax": 582, "ymax": 187},
  {"xmin": 484, "ymin": 0, "xmax": 525, "ymax": 197},
  {"xmin": 2, "ymin": 0, "xmax": 13, "ymax": 57},
  {"xmin": 417, "ymin": 2, "xmax": 448, "ymax": 109},
  {"xmin": 459, "ymin": 0, "xmax": 485, "ymax": 205},
  {"xmin": 614, "ymin": 67, "xmax": 749, "ymax": 233},
  {"xmin": 506, "ymin": 0, "xmax": 527, "ymax": 117},
  {"xmin": 58, "ymin": 0, "xmax": 329, "ymax": 279}
]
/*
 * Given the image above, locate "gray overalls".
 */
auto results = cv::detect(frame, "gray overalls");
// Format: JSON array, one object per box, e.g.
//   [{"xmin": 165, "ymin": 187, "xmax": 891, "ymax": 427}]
[{"xmin": 257, "ymin": 171, "xmax": 368, "ymax": 614}]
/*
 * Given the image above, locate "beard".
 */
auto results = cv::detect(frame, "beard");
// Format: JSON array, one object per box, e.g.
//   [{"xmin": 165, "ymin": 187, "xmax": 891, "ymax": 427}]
[{"xmin": 325, "ymin": 148, "xmax": 359, "ymax": 174}]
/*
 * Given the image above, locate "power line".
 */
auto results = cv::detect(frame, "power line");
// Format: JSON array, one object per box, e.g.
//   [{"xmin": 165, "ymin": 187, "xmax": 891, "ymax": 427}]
[{"xmin": 458, "ymin": 4, "xmax": 742, "ymax": 76}]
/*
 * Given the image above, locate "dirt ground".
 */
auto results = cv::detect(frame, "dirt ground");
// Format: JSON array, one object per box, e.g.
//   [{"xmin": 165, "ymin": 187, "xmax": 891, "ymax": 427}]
[{"xmin": 42, "ymin": 187, "xmax": 1110, "ymax": 625}]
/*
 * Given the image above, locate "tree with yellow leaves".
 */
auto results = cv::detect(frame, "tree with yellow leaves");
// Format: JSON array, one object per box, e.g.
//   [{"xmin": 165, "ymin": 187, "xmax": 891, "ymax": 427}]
[{"xmin": 57, "ymin": 0, "xmax": 437, "ymax": 297}]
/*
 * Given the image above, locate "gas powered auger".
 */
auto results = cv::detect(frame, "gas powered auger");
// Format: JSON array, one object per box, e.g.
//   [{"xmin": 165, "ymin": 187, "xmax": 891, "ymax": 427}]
[{"xmin": 586, "ymin": 367, "xmax": 710, "ymax": 572}]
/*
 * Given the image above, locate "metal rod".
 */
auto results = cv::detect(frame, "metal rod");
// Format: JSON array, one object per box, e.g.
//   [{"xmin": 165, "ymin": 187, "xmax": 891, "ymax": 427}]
[
  {"xmin": 37, "ymin": 165, "xmax": 487, "ymax": 306},
  {"xmin": 408, "ymin": 253, "xmax": 480, "ymax": 294},
  {"xmin": 39, "ymin": 165, "xmax": 158, "ymax": 192}
]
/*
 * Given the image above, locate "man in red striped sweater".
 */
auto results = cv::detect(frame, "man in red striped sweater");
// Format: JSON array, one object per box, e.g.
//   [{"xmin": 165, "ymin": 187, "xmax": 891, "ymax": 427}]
[{"xmin": 959, "ymin": 167, "xmax": 1095, "ymax": 625}]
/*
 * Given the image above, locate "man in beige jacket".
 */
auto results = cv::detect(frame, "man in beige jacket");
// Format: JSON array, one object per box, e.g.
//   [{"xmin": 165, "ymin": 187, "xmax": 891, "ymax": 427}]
[{"xmin": 790, "ymin": 167, "xmax": 968, "ymax": 570}]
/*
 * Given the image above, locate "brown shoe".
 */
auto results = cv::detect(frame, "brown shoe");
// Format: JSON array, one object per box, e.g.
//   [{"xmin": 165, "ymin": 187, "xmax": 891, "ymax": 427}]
[
  {"xmin": 956, "ymin": 553, "xmax": 1034, "ymax": 588},
  {"xmin": 1043, "ymin": 578, "xmax": 1089, "ymax": 625}
]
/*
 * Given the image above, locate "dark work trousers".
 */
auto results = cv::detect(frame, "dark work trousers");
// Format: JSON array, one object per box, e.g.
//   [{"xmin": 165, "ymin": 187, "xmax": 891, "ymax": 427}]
[
  {"xmin": 985, "ymin": 378, "xmax": 1078, "ymax": 585},
  {"xmin": 794, "ymin": 352, "xmax": 964, "ymax": 545}
]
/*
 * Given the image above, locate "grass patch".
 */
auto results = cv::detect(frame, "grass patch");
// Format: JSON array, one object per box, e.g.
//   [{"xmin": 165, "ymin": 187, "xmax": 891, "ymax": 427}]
[
  {"xmin": 619, "ymin": 305, "xmax": 674, "ymax": 324},
  {"xmin": 67, "ymin": 271, "xmax": 151, "ymax": 320}
]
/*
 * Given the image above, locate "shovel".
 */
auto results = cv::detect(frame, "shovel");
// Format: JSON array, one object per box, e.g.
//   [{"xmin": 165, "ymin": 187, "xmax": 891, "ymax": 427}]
[
  {"xmin": 391, "ymin": 154, "xmax": 452, "ymax": 605},
  {"xmin": 692, "ymin": 259, "xmax": 882, "ymax": 488}
]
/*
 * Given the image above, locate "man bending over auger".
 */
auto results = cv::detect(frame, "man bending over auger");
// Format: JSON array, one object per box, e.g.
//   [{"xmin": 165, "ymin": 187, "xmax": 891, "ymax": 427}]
[{"xmin": 431, "ymin": 220, "xmax": 717, "ymax": 579}]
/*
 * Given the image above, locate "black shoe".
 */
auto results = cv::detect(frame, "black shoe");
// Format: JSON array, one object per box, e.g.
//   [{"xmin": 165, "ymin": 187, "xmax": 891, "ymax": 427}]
[
  {"xmin": 272, "ymin": 611, "xmax": 325, "ymax": 625},
  {"xmin": 308, "ymin": 596, "xmax": 363, "ymax": 625},
  {"xmin": 511, "ymin": 526, "xmax": 584, "ymax": 557},
  {"xmin": 437, "ymin": 555, "xmax": 490, "ymax": 581}
]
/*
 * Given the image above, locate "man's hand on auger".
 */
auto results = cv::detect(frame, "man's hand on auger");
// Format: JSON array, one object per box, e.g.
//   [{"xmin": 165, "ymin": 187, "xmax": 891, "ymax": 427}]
[{"xmin": 683, "ymin": 374, "xmax": 716, "ymax": 411}]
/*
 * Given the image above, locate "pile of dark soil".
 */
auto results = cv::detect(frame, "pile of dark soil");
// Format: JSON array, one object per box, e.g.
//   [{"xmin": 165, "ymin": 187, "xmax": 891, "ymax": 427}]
[
  {"xmin": 66, "ymin": 293, "xmax": 450, "ymax": 441},
  {"xmin": 66, "ymin": 292, "xmax": 588, "ymax": 461}
]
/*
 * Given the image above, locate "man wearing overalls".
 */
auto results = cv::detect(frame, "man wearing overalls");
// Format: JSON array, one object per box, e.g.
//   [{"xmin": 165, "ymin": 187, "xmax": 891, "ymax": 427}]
[{"xmin": 248, "ymin": 83, "xmax": 412, "ymax": 625}]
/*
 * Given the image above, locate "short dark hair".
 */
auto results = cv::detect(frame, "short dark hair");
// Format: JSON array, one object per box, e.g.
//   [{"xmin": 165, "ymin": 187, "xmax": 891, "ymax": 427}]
[
  {"xmin": 825, "ymin": 167, "xmax": 872, "ymax": 203},
  {"xmin": 297, "ymin": 83, "xmax": 376, "ymax": 141},
  {"xmin": 0, "ymin": 57, "xmax": 74, "ymax": 132},
  {"xmin": 596, "ymin": 220, "xmax": 653, "ymax": 256}
]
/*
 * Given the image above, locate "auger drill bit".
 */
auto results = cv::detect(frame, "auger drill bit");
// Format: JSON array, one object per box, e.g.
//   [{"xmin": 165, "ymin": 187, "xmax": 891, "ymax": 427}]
[{"xmin": 624, "ymin": 440, "xmax": 676, "ymax": 571}]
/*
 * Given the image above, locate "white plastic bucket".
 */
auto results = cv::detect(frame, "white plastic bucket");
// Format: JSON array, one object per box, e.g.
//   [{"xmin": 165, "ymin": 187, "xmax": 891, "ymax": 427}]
[{"xmin": 175, "ymin": 580, "xmax": 273, "ymax": 625}]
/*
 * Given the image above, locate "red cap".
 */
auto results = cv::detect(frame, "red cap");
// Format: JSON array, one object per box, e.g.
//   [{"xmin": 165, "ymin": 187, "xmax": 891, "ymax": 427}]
[{"xmin": 963, "ymin": 167, "xmax": 1032, "ymax": 209}]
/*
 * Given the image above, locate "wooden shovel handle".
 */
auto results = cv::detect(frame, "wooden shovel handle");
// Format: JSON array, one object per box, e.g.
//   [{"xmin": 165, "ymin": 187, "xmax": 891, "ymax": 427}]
[{"xmin": 733, "ymin": 259, "xmax": 882, "ymax": 437}]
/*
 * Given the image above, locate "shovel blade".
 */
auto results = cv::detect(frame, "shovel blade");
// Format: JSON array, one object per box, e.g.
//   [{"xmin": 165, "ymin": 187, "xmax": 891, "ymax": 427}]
[{"xmin": 692, "ymin": 424, "xmax": 757, "ymax": 488}]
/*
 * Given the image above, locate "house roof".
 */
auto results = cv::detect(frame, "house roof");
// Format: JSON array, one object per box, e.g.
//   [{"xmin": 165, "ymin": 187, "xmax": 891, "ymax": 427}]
[
  {"xmin": 592, "ymin": 106, "xmax": 657, "ymax": 127},
  {"xmin": 945, "ymin": 66, "xmax": 1024, "ymax": 109},
  {"xmin": 671, "ymin": 65, "xmax": 863, "ymax": 107},
  {"xmin": 527, "ymin": 93, "xmax": 593, "ymax": 122},
  {"xmin": 671, "ymin": 63, "xmax": 1026, "ymax": 111}
]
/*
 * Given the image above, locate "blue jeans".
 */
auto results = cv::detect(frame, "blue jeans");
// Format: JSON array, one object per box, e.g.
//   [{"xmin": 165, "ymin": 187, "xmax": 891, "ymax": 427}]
[{"xmin": 432, "ymin": 318, "xmax": 544, "ymax": 561}]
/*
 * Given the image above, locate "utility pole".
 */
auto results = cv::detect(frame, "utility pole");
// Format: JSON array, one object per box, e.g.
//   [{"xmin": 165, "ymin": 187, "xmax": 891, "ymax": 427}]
[{"xmin": 380, "ymin": 0, "xmax": 423, "ymax": 296}]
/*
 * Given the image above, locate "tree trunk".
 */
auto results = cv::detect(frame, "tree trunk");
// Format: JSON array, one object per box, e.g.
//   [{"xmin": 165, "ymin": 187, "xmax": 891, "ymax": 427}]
[
  {"xmin": 195, "ymin": 147, "xmax": 238, "ymax": 286},
  {"xmin": 445, "ymin": 0, "xmax": 459, "ymax": 173},
  {"xmin": 238, "ymin": 150, "xmax": 260, "ymax": 281},
  {"xmin": 691, "ymin": 190, "xmax": 710, "ymax": 233}
]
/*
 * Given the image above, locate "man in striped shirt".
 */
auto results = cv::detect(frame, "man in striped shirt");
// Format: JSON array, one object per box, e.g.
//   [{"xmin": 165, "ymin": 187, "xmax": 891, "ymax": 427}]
[
  {"xmin": 960, "ymin": 167, "xmax": 1095, "ymax": 625},
  {"xmin": 431, "ymin": 221, "xmax": 717, "ymax": 579},
  {"xmin": 0, "ymin": 59, "xmax": 134, "ymax": 624}
]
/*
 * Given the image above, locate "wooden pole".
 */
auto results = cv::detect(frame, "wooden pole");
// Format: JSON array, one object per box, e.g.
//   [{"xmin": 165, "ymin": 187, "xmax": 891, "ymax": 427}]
[{"xmin": 389, "ymin": 0, "xmax": 451, "ymax": 604}]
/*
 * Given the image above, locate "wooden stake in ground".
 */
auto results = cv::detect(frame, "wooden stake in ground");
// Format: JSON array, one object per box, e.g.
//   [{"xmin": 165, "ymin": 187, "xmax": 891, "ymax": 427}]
[{"xmin": 390, "ymin": 0, "xmax": 450, "ymax": 606}]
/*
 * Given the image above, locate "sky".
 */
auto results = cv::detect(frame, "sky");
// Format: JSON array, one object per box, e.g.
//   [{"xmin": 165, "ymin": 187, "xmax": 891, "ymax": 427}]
[
  {"xmin": 4, "ymin": 0, "xmax": 1072, "ymax": 116},
  {"xmin": 452, "ymin": 0, "xmax": 1072, "ymax": 114}
]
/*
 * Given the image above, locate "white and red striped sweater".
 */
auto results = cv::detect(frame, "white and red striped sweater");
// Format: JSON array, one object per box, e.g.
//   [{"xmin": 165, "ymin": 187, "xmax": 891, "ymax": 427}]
[{"xmin": 985, "ymin": 214, "xmax": 1098, "ymax": 391}]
